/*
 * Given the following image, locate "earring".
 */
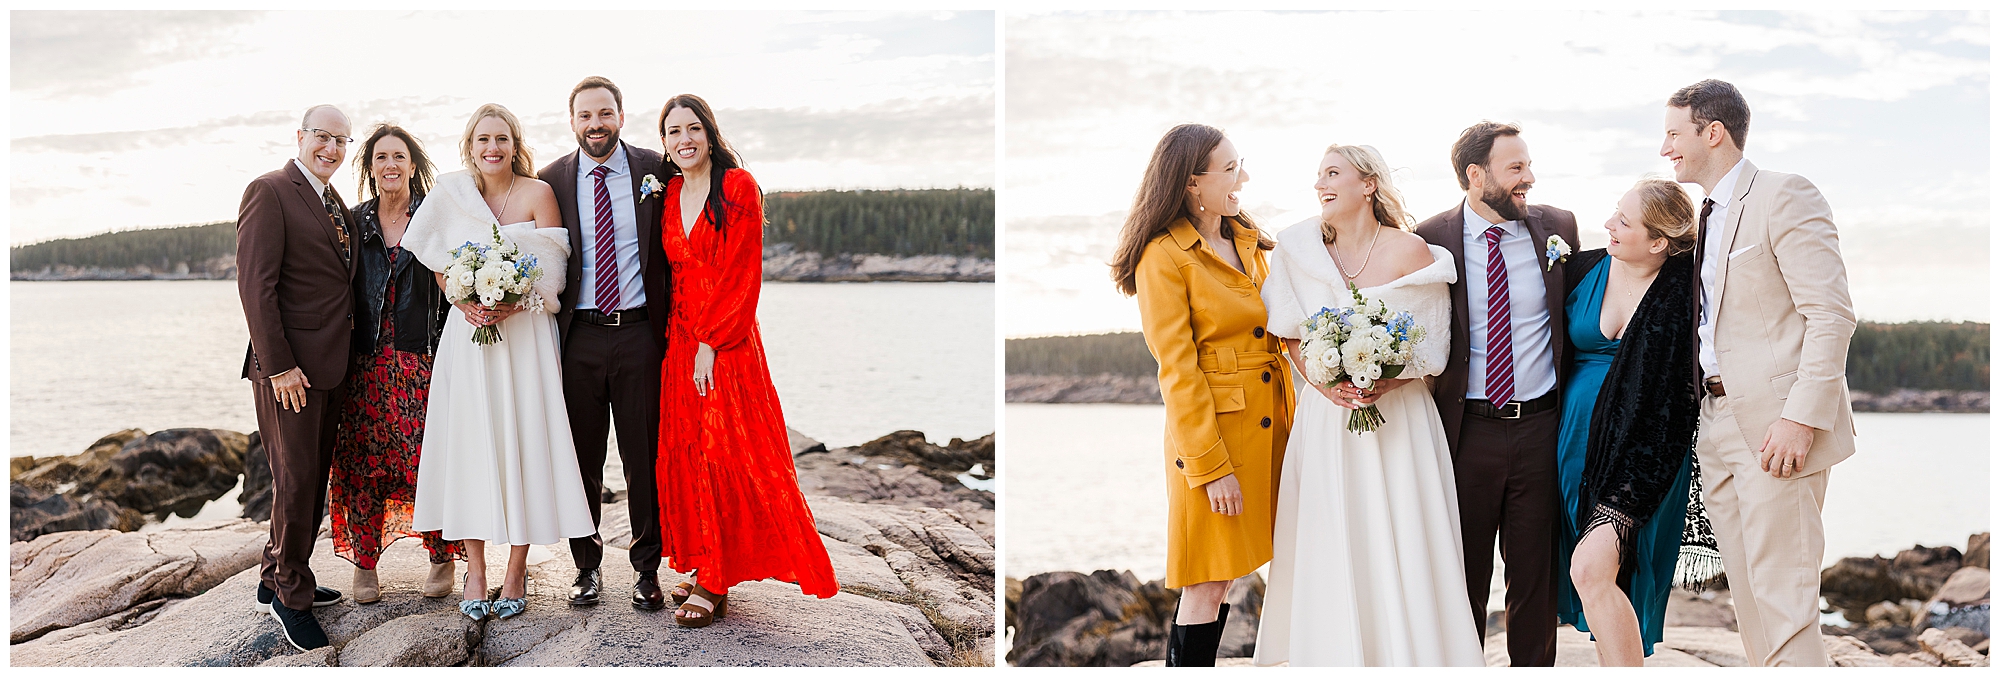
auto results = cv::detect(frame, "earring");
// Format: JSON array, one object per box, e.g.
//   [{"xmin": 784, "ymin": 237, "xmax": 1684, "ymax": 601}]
[{"xmin": 1199, "ymin": 204, "xmax": 1206, "ymax": 212}]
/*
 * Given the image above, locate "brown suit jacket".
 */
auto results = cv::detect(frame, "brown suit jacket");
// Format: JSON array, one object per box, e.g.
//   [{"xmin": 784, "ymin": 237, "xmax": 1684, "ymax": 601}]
[
  {"xmin": 1414, "ymin": 201, "xmax": 1580, "ymax": 458},
  {"xmin": 1700, "ymin": 160, "xmax": 1857, "ymax": 477},
  {"xmin": 539, "ymin": 141, "xmax": 670, "ymax": 353},
  {"xmin": 237, "ymin": 161, "xmax": 357, "ymax": 389}
]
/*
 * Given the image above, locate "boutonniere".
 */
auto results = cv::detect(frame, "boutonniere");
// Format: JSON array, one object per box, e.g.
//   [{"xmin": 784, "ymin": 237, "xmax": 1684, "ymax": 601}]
[
  {"xmin": 638, "ymin": 174, "xmax": 665, "ymax": 203},
  {"xmin": 1544, "ymin": 235, "xmax": 1572, "ymax": 271}
]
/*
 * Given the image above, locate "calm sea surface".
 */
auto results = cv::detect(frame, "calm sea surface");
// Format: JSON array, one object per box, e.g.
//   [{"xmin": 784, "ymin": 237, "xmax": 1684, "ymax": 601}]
[
  {"xmin": 9, "ymin": 280, "xmax": 994, "ymax": 460},
  {"xmin": 1005, "ymin": 403, "xmax": 1991, "ymax": 581}
]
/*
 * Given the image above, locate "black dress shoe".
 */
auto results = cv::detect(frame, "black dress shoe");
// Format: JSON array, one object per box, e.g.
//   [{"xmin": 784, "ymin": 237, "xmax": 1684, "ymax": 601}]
[
  {"xmin": 256, "ymin": 583, "xmax": 343, "ymax": 613},
  {"xmin": 268, "ymin": 600, "xmax": 330, "ymax": 651},
  {"xmin": 632, "ymin": 571, "xmax": 666, "ymax": 611},
  {"xmin": 569, "ymin": 568, "xmax": 602, "ymax": 607}
]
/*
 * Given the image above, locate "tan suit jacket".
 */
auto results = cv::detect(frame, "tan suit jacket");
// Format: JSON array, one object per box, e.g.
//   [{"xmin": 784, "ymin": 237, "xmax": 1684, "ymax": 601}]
[{"xmin": 1703, "ymin": 159, "xmax": 1857, "ymax": 477}]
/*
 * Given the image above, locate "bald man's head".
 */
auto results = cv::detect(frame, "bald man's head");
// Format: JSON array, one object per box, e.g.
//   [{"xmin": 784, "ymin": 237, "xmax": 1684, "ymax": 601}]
[{"xmin": 296, "ymin": 105, "xmax": 352, "ymax": 182}]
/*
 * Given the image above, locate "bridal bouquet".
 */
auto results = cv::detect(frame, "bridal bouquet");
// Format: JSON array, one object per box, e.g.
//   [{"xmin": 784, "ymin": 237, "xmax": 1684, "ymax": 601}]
[
  {"xmin": 443, "ymin": 223, "xmax": 543, "ymax": 345},
  {"xmin": 1297, "ymin": 284, "xmax": 1427, "ymax": 433}
]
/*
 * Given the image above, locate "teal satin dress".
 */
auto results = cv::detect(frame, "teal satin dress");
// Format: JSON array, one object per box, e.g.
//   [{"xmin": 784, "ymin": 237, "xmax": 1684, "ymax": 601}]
[{"xmin": 1553, "ymin": 256, "xmax": 1694, "ymax": 657}]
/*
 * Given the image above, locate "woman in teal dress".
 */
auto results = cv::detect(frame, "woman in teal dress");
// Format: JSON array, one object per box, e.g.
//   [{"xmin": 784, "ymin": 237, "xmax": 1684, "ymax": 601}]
[{"xmin": 1553, "ymin": 178, "xmax": 1713, "ymax": 666}]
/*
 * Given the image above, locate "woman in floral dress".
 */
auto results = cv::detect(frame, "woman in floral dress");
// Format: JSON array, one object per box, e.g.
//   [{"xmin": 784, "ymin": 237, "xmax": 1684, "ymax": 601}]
[{"xmin": 330, "ymin": 124, "xmax": 463, "ymax": 602}]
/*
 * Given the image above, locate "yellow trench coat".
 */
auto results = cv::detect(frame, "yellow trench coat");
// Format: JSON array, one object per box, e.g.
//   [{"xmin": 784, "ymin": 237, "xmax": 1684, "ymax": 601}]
[{"xmin": 1135, "ymin": 218, "xmax": 1295, "ymax": 588}]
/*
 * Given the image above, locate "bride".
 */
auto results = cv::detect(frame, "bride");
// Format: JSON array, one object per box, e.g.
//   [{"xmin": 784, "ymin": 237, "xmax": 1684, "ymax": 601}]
[
  {"xmin": 1253, "ymin": 144, "xmax": 1485, "ymax": 666},
  {"xmin": 406, "ymin": 103, "xmax": 597, "ymax": 621}
]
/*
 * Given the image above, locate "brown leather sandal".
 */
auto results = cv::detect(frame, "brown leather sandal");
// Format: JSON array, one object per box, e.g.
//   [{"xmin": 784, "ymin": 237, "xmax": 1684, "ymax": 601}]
[
  {"xmin": 674, "ymin": 585, "xmax": 728, "ymax": 628},
  {"xmin": 668, "ymin": 581, "xmax": 697, "ymax": 608}
]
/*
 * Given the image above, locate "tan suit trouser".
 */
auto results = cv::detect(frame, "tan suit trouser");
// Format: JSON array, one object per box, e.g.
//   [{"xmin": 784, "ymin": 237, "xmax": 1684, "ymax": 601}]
[{"xmin": 1696, "ymin": 394, "xmax": 1830, "ymax": 667}]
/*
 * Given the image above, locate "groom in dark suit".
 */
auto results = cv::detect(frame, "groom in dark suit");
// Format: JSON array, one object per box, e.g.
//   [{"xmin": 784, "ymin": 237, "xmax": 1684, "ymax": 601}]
[
  {"xmin": 1414, "ymin": 122, "xmax": 1578, "ymax": 667},
  {"xmin": 237, "ymin": 104, "xmax": 358, "ymax": 651},
  {"xmin": 538, "ymin": 76, "xmax": 671, "ymax": 611}
]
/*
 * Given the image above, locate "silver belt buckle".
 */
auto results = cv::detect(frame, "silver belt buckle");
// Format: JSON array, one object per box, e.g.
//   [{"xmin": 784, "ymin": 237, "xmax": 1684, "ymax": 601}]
[
  {"xmin": 603, "ymin": 310, "xmax": 622, "ymax": 327},
  {"xmin": 1497, "ymin": 401, "xmax": 1522, "ymax": 420}
]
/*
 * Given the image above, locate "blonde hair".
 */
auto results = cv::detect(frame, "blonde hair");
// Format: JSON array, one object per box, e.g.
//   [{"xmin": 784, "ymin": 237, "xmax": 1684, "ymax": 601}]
[
  {"xmin": 1633, "ymin": 177, "xmax": 1697, "ymax": 256},
  {"xmin": 1319, "ymin": 143, "xmax": 1412, "ymax": 243},
  {"xmin": 459, "ymin": 103, "xmax": 536, "ymax": 188}
]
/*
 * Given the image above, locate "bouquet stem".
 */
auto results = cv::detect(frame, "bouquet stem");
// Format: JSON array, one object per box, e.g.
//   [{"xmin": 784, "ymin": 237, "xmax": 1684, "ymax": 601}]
[
  {"xmin": 472, "ymin": 325, "xmax": 503, "ymax": 345},
  {"xmin": 1348, "ymin": 403, "xmax": 1386, "ymax": 434}
]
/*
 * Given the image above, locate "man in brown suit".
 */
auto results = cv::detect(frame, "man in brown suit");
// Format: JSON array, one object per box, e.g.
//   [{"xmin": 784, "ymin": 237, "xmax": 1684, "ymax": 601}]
[
  {"xmin": 1413, "ymin": 122, "xmax": 1578, "ymax": 667},
  {"xmin": 237, "ymin": 104, "xmax": 358, "ymax": 651},
  {"xmin": 537, "ymin": 77, "xmax": 671, "ymax": 611},
  {"xmin": 1663, "ymin": 79, "xmax": 1856, "ymax": 667}
]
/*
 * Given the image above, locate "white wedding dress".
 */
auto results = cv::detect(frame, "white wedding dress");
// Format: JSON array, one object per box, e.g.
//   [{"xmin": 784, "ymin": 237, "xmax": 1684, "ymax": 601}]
[
  {"xmin": 1252, "ymin": 220, "xmax": 1485, "ymax": 667},
  {"xmin": 405, "ymin": 172, "xmax": 596, "ymax": 546}
]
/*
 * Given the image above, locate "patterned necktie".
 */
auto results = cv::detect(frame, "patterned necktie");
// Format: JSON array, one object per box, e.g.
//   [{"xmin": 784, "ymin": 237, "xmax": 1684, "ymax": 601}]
[
  {"xmin": 1483, "ymin": 225, "xmax": 1515, "ymax": 405},
  {"xmin": 589, "ymin": 165, "xmax": 623, "ymax": 312},
  {"xmin": 322, "ymin": 185, "xmax": 351, "ymax": 265}
]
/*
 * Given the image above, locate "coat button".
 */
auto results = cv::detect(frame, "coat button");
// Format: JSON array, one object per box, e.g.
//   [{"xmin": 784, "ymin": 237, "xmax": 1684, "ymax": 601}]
[
  {"xmin": 1253, "ymin": 326, "xmax": 1266, "ymax": 338},
  {"xmin": 1262, "ymin": 371, "xmax": 1272, "ymax": 383},
  {"xmin": 1175, "ymin": 459, "xmax": 1185, "ymax": 469},
  {"xmin": 1260, "ymin": 417, "xmax": 1272, "ymax": 428}
]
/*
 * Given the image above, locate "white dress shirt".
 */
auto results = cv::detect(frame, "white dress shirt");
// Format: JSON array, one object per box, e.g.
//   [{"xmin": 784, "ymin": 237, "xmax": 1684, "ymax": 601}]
[
  {"xmin": 575, "ymin": 144, "xmax": 646, "ymax": 311},
  {"xmin": 293, "ymin": 158, "xmax": 329, "ymax": 200},
  {"xmin": 1462, "ymin": 202, "xmax": 1557, "ymax": 402},
  {"xmin": 1696, "ymin": 157, "xmax": 1748, "ymax": 380}
]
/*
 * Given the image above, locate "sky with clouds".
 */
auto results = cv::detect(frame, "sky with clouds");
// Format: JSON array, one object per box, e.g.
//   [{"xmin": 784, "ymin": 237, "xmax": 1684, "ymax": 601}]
[
  {"xmin": 1004, "ymin": 10, "xmax": 1989, "ymax": 336},
  {"xmin": 10, "ymin": 10, "xmax": 994, "ymax": 244}
]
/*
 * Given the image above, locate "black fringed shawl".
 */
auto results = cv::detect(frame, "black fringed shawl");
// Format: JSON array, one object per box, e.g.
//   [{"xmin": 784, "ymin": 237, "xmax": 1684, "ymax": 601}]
[{"xmin": 1563, "ymin": 249, "xmax": 1721, "ymax": 589}]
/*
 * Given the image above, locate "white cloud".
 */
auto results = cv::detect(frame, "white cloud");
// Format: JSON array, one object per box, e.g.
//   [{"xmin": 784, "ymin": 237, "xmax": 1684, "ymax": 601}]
[{"xmin": 1004, "ymin": 10, "xmax": 1988, "ymax": 333}]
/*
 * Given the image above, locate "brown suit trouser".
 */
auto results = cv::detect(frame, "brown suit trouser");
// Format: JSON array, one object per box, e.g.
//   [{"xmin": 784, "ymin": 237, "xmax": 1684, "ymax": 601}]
[
  {"xmin": 562, "ymin": 321, "xmax": 664, "ymax": 573},
  {"xmin": 253, "ymin": 379, "xmax": 346, "ymax": 611},
  {"xmin": 1456, "ymin": 404, "xmax": 1560, "ymax": 667}
]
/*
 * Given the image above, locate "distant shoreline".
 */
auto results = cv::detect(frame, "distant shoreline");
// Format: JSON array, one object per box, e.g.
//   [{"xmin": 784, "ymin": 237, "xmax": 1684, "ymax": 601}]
[
  {"xmin": 1005, "ymin": 373, "xmax": 1991, "ymax": 413},
  {"xmin": 11, "ymin": 250, "xmax": 996, "ymax": 284}
]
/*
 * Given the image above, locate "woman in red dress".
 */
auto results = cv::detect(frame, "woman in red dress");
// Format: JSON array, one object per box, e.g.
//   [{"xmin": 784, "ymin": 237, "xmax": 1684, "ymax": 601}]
[{"xmin": 652, "ymin": 94, "xmax": 839, "ymax": 628}]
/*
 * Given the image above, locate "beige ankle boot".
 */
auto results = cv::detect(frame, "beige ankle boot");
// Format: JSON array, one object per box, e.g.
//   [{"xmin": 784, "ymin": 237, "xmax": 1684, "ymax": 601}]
[
  {"xmin": 424, "ymin": 560, "xmax": 457, "ymax": 598},
  {"xmin": 352, "ymin": 565, "xmax": 381, "ymax": 604}
]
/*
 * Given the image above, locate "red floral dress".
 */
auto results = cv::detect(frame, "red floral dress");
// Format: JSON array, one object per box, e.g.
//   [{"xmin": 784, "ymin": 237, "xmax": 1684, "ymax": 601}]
[
  {"xmin": 655, "ymin": 169, "xmax": 838, "ymax": 598},
  {"xmin": 331, "ymin": 247, "xmax": 464, "ymax": 568}
]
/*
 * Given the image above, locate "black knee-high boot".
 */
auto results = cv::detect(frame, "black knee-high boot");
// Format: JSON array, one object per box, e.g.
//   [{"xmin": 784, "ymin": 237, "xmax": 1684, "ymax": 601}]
[{"xmin": 1166, "ymin": 602, "xmax": 1230, "ymax": 667}]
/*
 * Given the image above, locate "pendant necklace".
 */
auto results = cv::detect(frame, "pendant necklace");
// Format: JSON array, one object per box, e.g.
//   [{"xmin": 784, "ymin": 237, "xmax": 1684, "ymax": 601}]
[{"xmin": 1330, "ymin": 224, "xmax": 1382, "ymax": 280}]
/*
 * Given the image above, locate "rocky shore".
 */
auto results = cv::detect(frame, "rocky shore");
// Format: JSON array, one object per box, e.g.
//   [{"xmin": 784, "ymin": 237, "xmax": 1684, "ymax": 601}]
[
  {"xmin": 1006, "ymin": 373, "xmax": 1990, "ymax": 413},
  {"xmin": 11, "ymin": 427, "xmax": 995, "ymax": 667},
  {"xmin": 1006, "ymin": 533, "xmax": 1990, "ymax": 667},
  {"xmin": 762, "ymin": 244, "xmax": 993, "ymax": 282}
]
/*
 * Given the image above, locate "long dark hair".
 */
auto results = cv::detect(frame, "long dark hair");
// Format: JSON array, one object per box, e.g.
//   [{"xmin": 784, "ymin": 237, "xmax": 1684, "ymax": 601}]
[
  {"xmin": 355, "ymin": 123, "xmax": 435, "ymax": 201},
  {"xmin": 1110, "ymin": 123, "xmax": 1271, "ymax": 297},
  {"xmin": 658, "ymin": 94, "xmax": 746, "ymax": 232}
]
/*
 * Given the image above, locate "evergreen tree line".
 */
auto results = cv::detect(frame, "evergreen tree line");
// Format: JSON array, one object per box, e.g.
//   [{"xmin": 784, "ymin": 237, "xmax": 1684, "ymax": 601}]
[
  {"xmin": 1008, "ymin": 321, "xmax": 1990, "ymax": 393},
  {"xmin": 10, "ymin": 222, "xmax": 237, "ymax": 272},
  {"xmin": 764, "ymin": 188, "xmax": 993, "ymax": 259},
  {"xmin": 10, "ymin": 188, "xmax": 997, "ymax": 272}
]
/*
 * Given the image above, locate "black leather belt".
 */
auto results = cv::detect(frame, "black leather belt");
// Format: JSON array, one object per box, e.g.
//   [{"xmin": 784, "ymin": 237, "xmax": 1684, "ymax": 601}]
[
  {"xmin": 576, "ymin": 307, "xmax": 647, "ymax": 327},
  {"xmin": 1467, "ymin": 391, "xmax": 1558, "ymax": 420}
]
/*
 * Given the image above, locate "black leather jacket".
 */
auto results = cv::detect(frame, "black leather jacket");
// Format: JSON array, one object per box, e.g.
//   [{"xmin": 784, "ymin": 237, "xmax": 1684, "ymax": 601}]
[{"xmin": 352, "ymin": 195, "xmax": 449, "ymax": 356}]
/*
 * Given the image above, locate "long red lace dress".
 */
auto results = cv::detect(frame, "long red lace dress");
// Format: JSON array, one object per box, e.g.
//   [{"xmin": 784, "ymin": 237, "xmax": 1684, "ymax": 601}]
[{"xmin": 655, "ymin": 168, "xmax": 838, "ymax": 599}]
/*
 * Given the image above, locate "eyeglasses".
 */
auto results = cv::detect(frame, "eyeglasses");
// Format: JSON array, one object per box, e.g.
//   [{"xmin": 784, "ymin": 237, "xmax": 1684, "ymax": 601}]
[
  {"xmin": 301, "ymin": 129, "xmax": 353, "ymax": 147},
  {"xmin": 1195, "ymin": 158, "xmax": 1246, "ymax": 179}
]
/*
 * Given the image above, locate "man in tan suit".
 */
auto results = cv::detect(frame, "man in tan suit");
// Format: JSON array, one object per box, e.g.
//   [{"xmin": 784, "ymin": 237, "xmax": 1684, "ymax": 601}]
[{"xmin": 1661, "ymin": 79, "xmax": 1856, "ymax": 667}]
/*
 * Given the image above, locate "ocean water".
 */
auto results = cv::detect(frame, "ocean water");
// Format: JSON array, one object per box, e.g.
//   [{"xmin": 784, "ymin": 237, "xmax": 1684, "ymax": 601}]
[
  {"xmin": 1004, "ymin": 403, "xmax": 1991, "ymax": 581},
  {"xmin": 9, "ymin": 280, "xmax": 995, "ymax": 461}
]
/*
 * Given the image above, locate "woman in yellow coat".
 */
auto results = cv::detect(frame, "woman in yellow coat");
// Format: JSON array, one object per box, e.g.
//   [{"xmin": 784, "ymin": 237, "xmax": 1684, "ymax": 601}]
[{"xmin": 1111, "ymin": 123, "xmax": 1295, "ymax": 667}]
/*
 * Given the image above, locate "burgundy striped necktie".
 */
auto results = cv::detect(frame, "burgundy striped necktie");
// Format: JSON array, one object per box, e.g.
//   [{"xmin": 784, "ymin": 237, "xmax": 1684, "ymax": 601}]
[
  {"xmin": 1483, "ymin": 225, "xmax": 1515, "ymax": 405},
  {"xmin": 590, "ymin": 165, "xmax": 623, "ymax": 312}
]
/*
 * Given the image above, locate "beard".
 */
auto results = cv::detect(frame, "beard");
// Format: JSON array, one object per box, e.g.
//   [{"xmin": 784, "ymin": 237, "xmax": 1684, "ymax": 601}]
[
  {"xmin": 576, "ymin": 125, "xmax": 621, "ymax": 159},
  {"xmin": 1479, "ymin": 178, "xmax": 1530, "ymax": 222}
]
